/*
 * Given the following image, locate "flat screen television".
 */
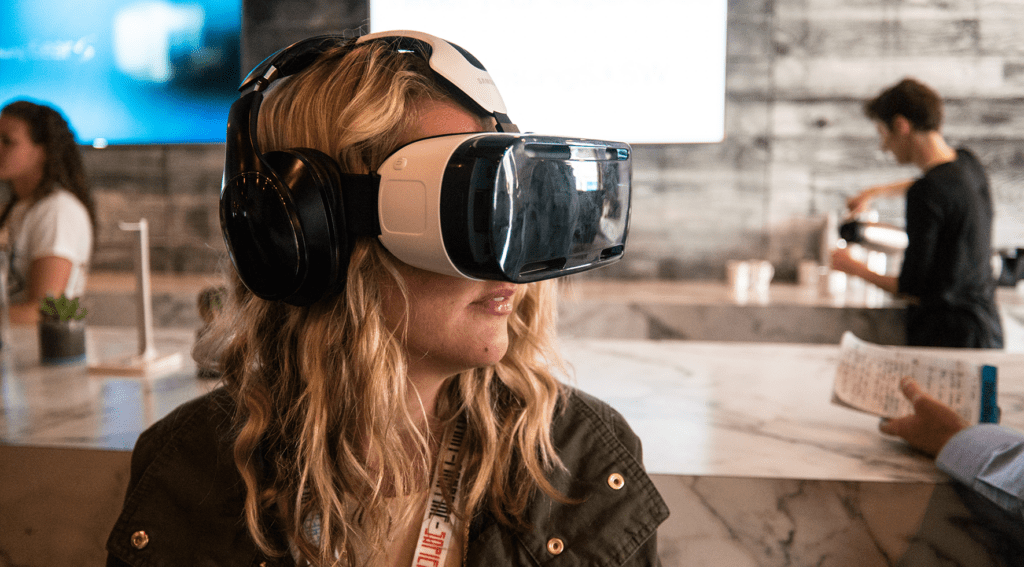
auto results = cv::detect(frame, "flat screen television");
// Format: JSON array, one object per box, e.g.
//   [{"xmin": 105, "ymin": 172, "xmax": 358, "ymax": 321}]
[
  {"xmin": 370, "ymin": 0, "xmax": 728, "ymax": 144},
  {"xmin": 0, "ymin": 0, "xmax": 241, "ymax": 146}
]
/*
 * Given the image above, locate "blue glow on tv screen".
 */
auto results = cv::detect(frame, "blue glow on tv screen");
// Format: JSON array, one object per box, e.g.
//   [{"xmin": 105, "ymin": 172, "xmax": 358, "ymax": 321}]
[{"xmin": 0, "ymin": 0, "xmax": 241, "ymax": 146}]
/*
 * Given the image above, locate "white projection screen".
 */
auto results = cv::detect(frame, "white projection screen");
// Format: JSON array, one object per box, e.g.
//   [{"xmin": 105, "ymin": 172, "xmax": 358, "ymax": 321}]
[{"xmin": 370, "ymin": 0, "xmax": 727, "ymax": 144}]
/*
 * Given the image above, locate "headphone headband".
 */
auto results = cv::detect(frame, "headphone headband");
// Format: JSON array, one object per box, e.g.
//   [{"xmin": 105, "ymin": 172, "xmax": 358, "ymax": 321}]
[
  {"xmin": 357, "ymin": 30, "xmax": 517, "ymax": 132},
  {"xmin": 239, "ymin": 31, "xmax": 518, "ymax": 132},
  {"xmin": 239, "ymin": 35, "xmax": 349, "ymax": 92}
]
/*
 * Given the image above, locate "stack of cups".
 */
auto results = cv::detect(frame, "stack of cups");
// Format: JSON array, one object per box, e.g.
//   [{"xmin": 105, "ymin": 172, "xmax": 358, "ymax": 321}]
[
  {"xmin": 798, "ymin": 259, "xmax": 847, "ymax": 299},
  {"xmin": 726, "ymin": 260, "xmax": 774, "ymax": 303}
]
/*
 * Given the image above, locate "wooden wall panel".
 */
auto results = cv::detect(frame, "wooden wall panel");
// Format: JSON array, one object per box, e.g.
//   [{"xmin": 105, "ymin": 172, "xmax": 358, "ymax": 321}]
[
  {"xmin": 776, "ymin": 0, "xmax": 981, "ymax": 16},
  {"xmin": 980, "ymin": 4, "xmax": 1024, "ymax": 55},
  {"xmin": 772, "ymin": 56, "xmax": 1006, "ymax": 97}
]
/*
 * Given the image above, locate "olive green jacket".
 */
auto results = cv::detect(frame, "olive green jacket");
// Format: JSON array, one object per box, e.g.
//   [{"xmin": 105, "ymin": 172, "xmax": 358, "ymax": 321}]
[{"xmin": 106, "ymin": 387, "xmax": 669, "ymax": 566}]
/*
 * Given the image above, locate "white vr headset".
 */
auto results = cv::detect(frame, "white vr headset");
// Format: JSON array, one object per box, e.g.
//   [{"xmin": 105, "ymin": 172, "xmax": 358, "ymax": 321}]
[{"xmin": 221, "ymin": 30, "xmax": 632, "ymax": 305}]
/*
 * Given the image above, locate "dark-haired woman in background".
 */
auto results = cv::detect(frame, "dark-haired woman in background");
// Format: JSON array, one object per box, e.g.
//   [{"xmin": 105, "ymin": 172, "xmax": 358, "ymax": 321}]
[{"xmin": 0, "ymin": 100, "xmax": 96, "ymax": 324}]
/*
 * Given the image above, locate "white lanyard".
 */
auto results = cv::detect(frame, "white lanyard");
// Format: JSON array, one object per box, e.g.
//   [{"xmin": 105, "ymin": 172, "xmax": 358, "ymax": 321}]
[{"xmin": 411, "ymin": 416, "xmax": 467, "ymax": 567}]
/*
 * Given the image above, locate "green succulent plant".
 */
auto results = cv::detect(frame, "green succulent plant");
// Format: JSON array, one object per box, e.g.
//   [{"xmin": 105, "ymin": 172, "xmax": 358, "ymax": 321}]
[{"xmin": 39, "ymin": 294, "xmax": 88, "ymax": 322}]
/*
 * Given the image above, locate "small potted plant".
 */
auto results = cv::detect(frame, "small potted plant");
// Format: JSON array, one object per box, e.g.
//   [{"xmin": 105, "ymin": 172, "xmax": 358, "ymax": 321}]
[{"xmin": 38, "ymin": 294, "xmax": 88, "ymax": 365}]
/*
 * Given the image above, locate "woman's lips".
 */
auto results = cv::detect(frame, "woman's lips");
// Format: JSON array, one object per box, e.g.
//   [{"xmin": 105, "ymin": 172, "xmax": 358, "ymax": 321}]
[{"xmin": 476, "ymin": 286, "xmax": 516, "ymax": 315}]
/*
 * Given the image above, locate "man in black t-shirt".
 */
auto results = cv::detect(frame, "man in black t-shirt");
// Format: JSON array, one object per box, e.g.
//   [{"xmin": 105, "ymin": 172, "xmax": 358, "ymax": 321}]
[{"xmin": 830, "ymin": 78, "xmax": 1003, "ymax": 348}]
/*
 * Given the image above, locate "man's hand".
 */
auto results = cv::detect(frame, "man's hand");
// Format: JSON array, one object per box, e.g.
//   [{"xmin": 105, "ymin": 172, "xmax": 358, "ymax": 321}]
[
  {"xmin": 829, "ymin": 247, "xmax": 861, "ymax": 276},
  {"xmin": 828, "ymin": 246, "xmax": 900, "ymax": 294},
  {"xmin": 879, "ymin": 377, "xmax": 970, "ymax": 457},
  {"xmin": 846, "ymin": 189, "xmax": 876, "ymax": 216}
]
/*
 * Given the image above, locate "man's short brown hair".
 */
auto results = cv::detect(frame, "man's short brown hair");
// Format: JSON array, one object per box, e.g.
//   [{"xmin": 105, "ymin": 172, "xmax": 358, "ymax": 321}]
[{"xmin": 864, "ymin": 77, "xmax": 944, "ymax": 131}]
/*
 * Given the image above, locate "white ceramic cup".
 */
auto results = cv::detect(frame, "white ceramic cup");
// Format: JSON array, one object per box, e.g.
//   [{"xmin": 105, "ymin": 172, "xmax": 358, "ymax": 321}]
[
  {"xmin": 798, "ymin": 260, "xmax": 821, "ymax": 288},
  {"xmin": 726, "ymin": 260, "xmax": 751, "ymax": 300},
  {"xmin": 750, "ymin": 260, "xmax": 774, "ymax": 296}
]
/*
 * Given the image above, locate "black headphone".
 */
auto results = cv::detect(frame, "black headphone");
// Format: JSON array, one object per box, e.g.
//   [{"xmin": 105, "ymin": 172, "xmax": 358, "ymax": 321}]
[
  {"xmin": 221, "ymin": 32, "xmax": 517, "ymax": 306},
  {"xmin": 221, "ymin": 35, "xmax": 366, "ymax": 306}
]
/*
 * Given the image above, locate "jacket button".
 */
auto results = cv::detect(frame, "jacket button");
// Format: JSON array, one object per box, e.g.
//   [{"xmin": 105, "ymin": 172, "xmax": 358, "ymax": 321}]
[
  {"xmin": 131, "ymin": 530, "xmax": 149, "ymax": 549},
  {"xmin": 607, "ymin": 472, "xmax": 625, "ymax": 490},
  {"xmin": 547, "ymin": 537, "xmax": 564, "ymax": 555}
]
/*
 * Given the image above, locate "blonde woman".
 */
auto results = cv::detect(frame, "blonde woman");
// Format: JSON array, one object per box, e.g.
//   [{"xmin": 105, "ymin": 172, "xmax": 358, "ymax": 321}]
[{"xmin": 106, "ymin": 31, "xmax": 667, "ymax": 567}]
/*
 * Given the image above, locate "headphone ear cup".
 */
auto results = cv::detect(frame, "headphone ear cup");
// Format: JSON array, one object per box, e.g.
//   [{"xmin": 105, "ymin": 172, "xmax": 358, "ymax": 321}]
[
  {"xmin": 220, "ymin": 147, "xmax": 349, "ymax": 306},
  {"xmin": 269, "ymin": 148, "xmax": 350, "ymax": 304}
]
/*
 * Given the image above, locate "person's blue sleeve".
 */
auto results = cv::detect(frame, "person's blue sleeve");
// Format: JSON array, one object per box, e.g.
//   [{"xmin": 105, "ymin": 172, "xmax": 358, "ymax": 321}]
[{"xmin": 936, "ymin": 424, "xmax": 1024, "ymax": 518}]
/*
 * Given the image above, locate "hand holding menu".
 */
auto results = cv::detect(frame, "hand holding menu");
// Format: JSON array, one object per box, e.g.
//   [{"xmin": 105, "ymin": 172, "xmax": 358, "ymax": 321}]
[{"xmin": 832, "ymin": 332, "xmax": 999, "ymax": 423}]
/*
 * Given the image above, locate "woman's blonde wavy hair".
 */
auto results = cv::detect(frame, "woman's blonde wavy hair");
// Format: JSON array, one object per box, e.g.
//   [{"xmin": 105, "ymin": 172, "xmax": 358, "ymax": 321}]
[{"xmin": 196, "ymin": 38, "xmax": 568, "ymax": 566}]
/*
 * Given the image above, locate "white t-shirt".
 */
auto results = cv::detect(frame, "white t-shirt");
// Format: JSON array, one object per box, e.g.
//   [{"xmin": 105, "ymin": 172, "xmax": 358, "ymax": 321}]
[{"xmin": 6, "ymin": 188, "xmax": 93, "ymax": 303}]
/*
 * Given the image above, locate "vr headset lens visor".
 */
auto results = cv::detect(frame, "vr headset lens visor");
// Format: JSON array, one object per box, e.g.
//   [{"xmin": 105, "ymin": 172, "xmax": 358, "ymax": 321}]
[
  {"xmin": 380, "ymin": 133, "xmax": 631, "ymax": 283},
  {"xmin": 481, "ymin": 139, "xmax": 630, "ymax": 281}
]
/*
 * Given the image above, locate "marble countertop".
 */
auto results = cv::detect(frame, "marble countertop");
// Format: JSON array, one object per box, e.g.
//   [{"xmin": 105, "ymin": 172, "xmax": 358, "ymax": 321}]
[
  {"xmin": 556, "ymin": 279, "xmax": 1024, "ymax": 348},
  {"xmin": 4, "ymin": 326, "xmax": 1023, "ymax": 486},
  {"xmin": 86, "ymin": 271, "xmax": 222, "ymax": 296},
  {"xmin": 560, "ymin": 278, "xmax": 901, "ymax": 307},
  {"xmin": 0, "ymin": 326, "xmax": 216, "ymax": 450},
  {"xmin": 84, "ymin": 270, "xmax": 1024, "ymax": 309},
  {"xmin": 559, "ymin": 339, "xmax": 1024, "ymax": 482},
  {"xmin": 561, "ymin": 277, "xmax": 1024, "ymax": 308}
]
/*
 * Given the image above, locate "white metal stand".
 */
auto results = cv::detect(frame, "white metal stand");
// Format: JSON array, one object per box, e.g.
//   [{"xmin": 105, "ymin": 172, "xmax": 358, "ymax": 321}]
[{"xmin": 88, "ymin": 219, "xmax": 183, "ymax": 376}]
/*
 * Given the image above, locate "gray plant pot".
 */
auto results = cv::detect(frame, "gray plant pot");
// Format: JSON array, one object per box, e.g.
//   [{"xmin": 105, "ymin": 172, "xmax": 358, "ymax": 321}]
[{"xmin": 39, "ymin": 318, "xmax": 87, "ymax": 365}]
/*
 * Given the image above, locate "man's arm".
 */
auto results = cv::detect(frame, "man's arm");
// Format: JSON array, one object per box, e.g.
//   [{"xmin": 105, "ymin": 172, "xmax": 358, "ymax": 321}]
[
  {"xmin": 936, "ymin": 425, "xmax": 1024, "ymax": 518},
  {"xmin": 847, "ymin": 179, "xmax": 914, "ymax": 215},
  {"xmin": 880, "ymin": 378, "xmax": 1024, "ymax": 517},
  {"xmin": 830, "ymin": 246, "xmax": 900, "ymax": 294}
]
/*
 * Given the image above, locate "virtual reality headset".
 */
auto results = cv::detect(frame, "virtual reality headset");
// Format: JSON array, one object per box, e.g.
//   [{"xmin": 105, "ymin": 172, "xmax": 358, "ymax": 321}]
[
  {"xmin": 374, "ymin": 131, "xmax": 630, "ymax": 281},
  {"xmin": 221, "ymin": 30, "xmax": 632, "ymax": 305}
]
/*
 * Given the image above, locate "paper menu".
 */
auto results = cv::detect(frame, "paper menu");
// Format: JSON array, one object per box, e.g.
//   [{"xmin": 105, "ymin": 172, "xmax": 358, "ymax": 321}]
[{"xmin": 832, "ymin": 332, "xmax": 999, "ymax": 423}]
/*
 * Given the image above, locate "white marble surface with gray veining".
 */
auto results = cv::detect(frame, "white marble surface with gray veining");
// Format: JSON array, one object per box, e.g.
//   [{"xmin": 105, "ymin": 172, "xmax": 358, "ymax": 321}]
[
  {"xmin": 0, "ymin": 326, "xmax": 214, "ymax": 450},
  {"xmin": 553, "ymin": 338, "xmax": 1024, "ymax": 566},
  {"xmin": 3, "ymin": 327, "xmax": 1024, "ymax": 566},
  {"xmin": 559, "ymin": 338, "xmax": 1024, "ymax": 482},
  {"xmin": 3, "ymin": 327, "xmax": 1023, "ymax": 479},
  {"xmin": 557, "ymin": 280, "xmax": 1024, "ymax": 351}
]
